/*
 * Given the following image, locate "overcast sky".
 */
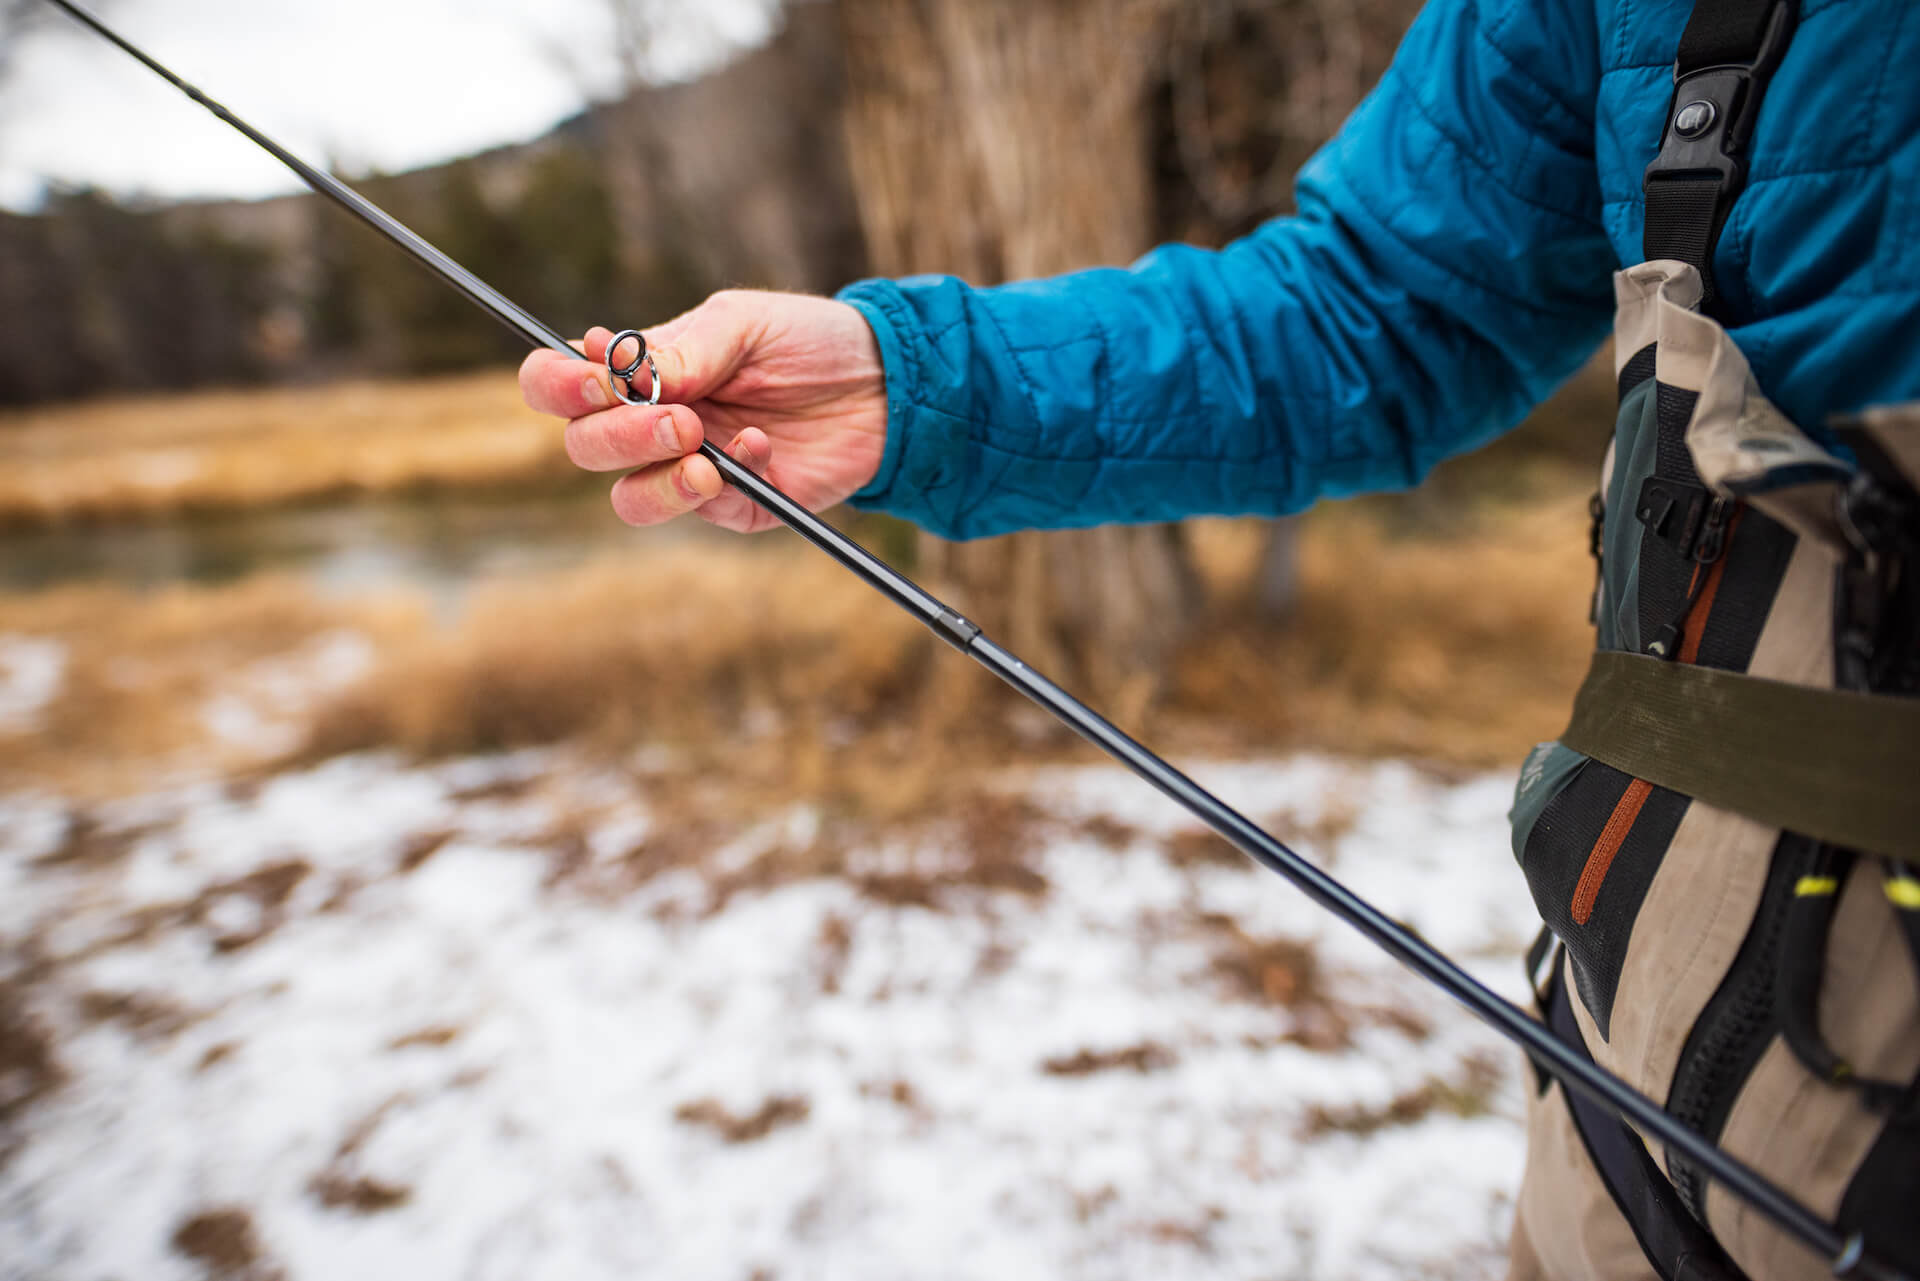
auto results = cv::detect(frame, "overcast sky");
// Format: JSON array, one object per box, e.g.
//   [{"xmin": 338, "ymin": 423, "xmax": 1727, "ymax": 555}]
[{"xmin": 0, "ymin": 0, "xmax": 777, "ymax": 210}]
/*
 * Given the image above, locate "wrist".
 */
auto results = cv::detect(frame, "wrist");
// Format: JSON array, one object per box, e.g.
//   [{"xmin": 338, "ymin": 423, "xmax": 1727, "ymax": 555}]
[{"xmin": 836, "ymin": 284, "xmax": 914, "ymax": 506}]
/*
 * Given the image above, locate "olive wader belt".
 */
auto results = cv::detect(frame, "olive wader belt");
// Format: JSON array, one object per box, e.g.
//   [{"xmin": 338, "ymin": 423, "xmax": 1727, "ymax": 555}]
[
  {"xmin": 1509, "ymin": 0, "xmax": 1920, "ymax": 1277},
  {"xmin": 1559, "ymin": 653, "xmax": 1920, "ymax": 862}
]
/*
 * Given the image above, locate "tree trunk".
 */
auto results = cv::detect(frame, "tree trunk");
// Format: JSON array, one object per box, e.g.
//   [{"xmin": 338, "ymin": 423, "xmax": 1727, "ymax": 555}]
[{"xmin": 838, "ymin": 0, "xmax": 1200, "ymax": 722}]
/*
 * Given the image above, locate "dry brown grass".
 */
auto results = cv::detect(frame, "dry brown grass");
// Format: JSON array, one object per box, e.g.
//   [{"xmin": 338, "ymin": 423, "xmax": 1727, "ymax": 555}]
[
  {"xmin": 0, "ymin": 353, "xmax": 1607, "ymax": 801},
  {"xmin": 0, "ymin": 368, "xmax": 569, "ymax": 529},
  {"xmin": 0, "ymin": 576, "xmax": 423, "ymax": 795},
  {"xmin": 298, "ymin": 544, "xmax": 933, "ymax": 803},
  {"xmin": 1172, "ymin": 486, "xmax": 1595, "ymax": 768},
  {"xmin": 0, "ymin": 454, "xmax": 1599, "ymax": 801}
]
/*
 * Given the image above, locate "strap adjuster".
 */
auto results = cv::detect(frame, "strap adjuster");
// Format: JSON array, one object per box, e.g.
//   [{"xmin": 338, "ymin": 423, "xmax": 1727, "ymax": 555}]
[
  {"xmin": 1643, "ymin": 0, "xmax": 1794, "ymax": 196},
  {"xmin": 1641, "ymin": 0, "xmax": 1796, "ymax": 309}
]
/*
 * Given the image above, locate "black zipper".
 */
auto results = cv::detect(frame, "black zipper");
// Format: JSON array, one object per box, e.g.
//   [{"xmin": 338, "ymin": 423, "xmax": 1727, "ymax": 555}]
[{"xmin": 1663, "ymin": 830, "xmax": 1810, "ymax": 1221}]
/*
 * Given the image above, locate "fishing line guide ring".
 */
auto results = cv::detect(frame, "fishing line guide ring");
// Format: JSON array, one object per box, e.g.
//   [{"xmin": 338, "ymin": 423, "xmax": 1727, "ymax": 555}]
[{"xmin": 606, "ymin": 329, "xmax": 661, "ymax": 406}]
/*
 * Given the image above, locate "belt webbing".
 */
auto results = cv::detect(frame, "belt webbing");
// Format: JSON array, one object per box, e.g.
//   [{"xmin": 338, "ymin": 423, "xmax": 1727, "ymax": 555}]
[{"xmin": 1559, "ymin": 651, "xmax": 1920, "ymax": 860}]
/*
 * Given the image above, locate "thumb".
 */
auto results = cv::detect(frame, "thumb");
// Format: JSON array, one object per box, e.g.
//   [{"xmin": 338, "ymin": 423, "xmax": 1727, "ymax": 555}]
[{"xmin": 644, "ymin": 291, "xmax": 758, "ymax": 407}]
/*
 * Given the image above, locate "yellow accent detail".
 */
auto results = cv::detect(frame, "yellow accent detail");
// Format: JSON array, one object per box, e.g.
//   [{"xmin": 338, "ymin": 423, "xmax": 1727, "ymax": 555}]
[
  {"xmin": 1833, "ymin": 1062, "xmax": 1854, "ymax": 1081},
  {"xmin": 1793, "ymin": 875, "xmax": 1840, "ymax": 898},
  {"xmin": 1886, "ymin": 877, "xmax": 1920, "ymax": 910}
]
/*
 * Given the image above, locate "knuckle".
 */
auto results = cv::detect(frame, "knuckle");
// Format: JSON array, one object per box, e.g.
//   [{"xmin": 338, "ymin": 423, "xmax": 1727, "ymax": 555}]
[{"xmin": 669, "ymin": 462, "xmax": 704, "ymax": 508}]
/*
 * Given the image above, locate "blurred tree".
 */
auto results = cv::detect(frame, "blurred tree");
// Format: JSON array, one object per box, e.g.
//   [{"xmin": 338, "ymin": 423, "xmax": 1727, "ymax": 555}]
[
  {"xmin": 591, "ymin": 0, "xmax": 862, "ymax": 301},
  {"xmin": 511, "ymin": 144, "xmax": 630, "ymax": 335},
  {"xmin": 303, "ymin": 146, "xmax": 639, "ymax": 376},
  {"xmin": 0, "ymin": 211, "xmax": 87, "ymax": 403},
  {"xmin": 837, "ymin": 0, "xmax": 1201, "ymax": 721},
  {"xmin": 0, "ymin": 187, "xmax": 271, "ymax": 404}
]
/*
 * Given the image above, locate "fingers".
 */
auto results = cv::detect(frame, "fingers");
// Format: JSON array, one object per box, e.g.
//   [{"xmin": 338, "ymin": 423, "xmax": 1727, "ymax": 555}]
[
  {"xmin": 564, "ymin": 402, "xmax": 704, "ymax": 473},
  {"xmin": 693, "ymin": 428, "xmax": 780, "ymax": 533},
  {"xmin": 605, "ymin": 428, "xmax": 776, "ymax": 532},
  {"xmin": 610, "ymin": 453, "xmax": 725, "ymax": 527},
  {"xmin": 519, "ymin": 331, "xmax": 618, "ymax": 419}
]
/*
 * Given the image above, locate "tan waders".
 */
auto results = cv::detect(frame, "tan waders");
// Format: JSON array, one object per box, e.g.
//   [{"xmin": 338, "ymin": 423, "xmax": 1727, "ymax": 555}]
[
  {"xmin": 1502, "ymin": 0, "xmax": 1918, "ymax": 1270},
  {"xmin": 1505, "ymin": 261, "xmax": 1920, "ymax": 1280}
]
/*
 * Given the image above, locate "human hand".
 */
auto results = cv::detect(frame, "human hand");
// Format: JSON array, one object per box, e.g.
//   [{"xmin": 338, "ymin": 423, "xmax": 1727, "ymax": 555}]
[{"xmin": 518, "ymin": 291, "xmax": 888, "ymax": 532}]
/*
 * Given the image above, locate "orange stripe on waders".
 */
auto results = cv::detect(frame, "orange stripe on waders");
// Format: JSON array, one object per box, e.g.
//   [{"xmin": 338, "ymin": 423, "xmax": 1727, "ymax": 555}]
[{"xmin": 1571, "ymin": 508, "xmax": 1743, "ymax": 926}]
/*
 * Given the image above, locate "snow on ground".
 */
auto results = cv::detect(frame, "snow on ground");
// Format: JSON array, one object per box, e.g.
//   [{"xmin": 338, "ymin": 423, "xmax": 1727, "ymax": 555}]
[
  {"xmin": 199, "ymin": 630, "xmax": 379, "ymax": 757},
  {"xmin": 0, "ymin": 751, "xmax": 1541, "ymax": 1281},
  {"xmin": 0, "ymin": 637, "xmax": 66, "ymax": 735}
]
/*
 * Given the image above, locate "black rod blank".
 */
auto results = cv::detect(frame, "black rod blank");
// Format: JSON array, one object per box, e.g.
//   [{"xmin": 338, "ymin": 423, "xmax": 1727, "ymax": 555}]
[{"xmin": 42, "ymin": 4, "xmax": 1908, "ymax": 1276}]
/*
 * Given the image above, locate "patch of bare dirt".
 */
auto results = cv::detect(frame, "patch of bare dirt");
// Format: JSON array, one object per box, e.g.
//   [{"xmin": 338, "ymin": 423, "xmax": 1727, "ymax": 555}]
[
  {"xmin": 815, "ymin": 912, "xmax": 854, "ymax": 995},
  {"xmin": 447, "ymin": 773, "xmax": 542, "ymax": 804},
  {"xmin": 1202, "ymin": 916, "xmax": 1351, "ymax": 1051},
  {"xmin": 196, "ymin": 1041, "xmax": 239, "ymax": 1072},
  {"xmin": 859, "ymin": 1078, "xmax": 923, "ymax": 1110},
  {"xmin": 0, "ymin": 982, "xmax": 64, "ymax": 1130},
  {"xmin": 1041, "ymin": 1042, "xmax": 1178, "ymax": 1077},
  {"xmin": 674, "ymin": 1094, "xmax": 811, "ymax": 1144},
  {"xmin": 171, "ymin": 1206, "xmax": 282, "ymax": 1280},
  {"xmin": 1264, "ymin": 797, "xmax": 1361, "ymax": 855},
  {"xmin": 307, "ymin": 1094, "xmax": 415, "ymax": 1216},
  {"xmin": 1165, "ymin": 829, "xmax": 1244, "ymax": 869},
  {"xmin": 309, "ymin": 1170, "xmax": 412, "ymax": 1213},
  {"xmin": 76, "ymin": 988, "xmax": 197, "ymax": 1041},
  {"xmin": 1298, "ymin": 1050, "xmax": 1506, "ymax": 1139},
  {"xmin": 31, "ymin": 811, "xmax": 154, "ymax": 869},
  {"xmin": 386, "ymin": 1025, "xmax": 461, "ymax": 1051},
  {"xmin": 1143, "ymin": 1206, "xmax": 1226, "ymax": 1250},
  {"xmin": 1067, "ymin": 814, "xmax": 1143, "ymax": 851},
  {"xmin": 396, "ymin": 829, "xmax": 455, "ymax": 873},
  {"xmin": 189, "ymin": 859, "xmax": 312, "ymax": 953}
]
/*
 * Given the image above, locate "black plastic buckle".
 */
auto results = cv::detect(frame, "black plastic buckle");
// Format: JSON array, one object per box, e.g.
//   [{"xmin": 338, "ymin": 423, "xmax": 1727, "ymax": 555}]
[
  {"xmin": 1642, "ymin": 1, "xmax": 1795, "ymax": 204},
  {"xmin": 1635, "ymin": 475, "xmax": 1714, "ymax": 559}
]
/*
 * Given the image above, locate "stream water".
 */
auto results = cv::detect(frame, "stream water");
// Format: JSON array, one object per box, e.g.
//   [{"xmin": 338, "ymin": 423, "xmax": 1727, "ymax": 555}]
[{"xmin": 0, "ymin": 486, "xmax": 712, "ymax": 601}]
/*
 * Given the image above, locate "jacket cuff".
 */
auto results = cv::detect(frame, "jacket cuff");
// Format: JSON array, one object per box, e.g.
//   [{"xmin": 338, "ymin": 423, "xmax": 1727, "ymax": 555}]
[{"xmin": 837, "ymin": 278, "xmax": 951, "ymax": 518}]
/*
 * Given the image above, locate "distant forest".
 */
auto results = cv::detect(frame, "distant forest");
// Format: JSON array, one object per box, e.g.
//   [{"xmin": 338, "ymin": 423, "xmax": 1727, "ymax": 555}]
[
  {"xmin": 0, "ymin": 0, "xmax": 1421, "ymax": 407},
  {"xmin": 0, "ymin": 148, "xmax": 643, "ymax": 403},
  {"xmin": 0, "ymin": 1, "xmax": 868, "ymax": 406}
]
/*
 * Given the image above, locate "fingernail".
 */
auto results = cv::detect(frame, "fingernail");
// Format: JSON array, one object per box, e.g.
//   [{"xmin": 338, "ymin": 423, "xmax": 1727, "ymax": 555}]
[
  {"xmin": 673, "ymin": 460, "xmax": 701, "ymax": 504},
  {"xmin": 654, "ymin": 414, "xmax": 680, "ymax": 453},
  {"xmin": 582, "ymin": 377, "xmax": 609, "ymax": 409}
]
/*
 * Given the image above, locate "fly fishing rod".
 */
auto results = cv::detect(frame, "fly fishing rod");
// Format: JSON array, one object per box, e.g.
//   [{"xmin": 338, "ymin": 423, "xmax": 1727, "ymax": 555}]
[{"xmin": 43, "ymin": 3, "xmax": 1910, "ymax": 1275}]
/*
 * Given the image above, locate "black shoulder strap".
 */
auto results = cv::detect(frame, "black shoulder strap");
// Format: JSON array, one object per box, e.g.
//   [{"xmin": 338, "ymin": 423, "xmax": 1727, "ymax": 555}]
[{"xmin": 1642, "ymin": 0, "xmax": 1798, "ymax": 315}]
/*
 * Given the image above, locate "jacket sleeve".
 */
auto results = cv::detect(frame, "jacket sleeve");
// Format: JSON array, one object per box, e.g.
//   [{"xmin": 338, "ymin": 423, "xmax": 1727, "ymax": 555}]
[{"xmin": 836, "ymin": 0, "xmax": 1616, "ymax": 541}]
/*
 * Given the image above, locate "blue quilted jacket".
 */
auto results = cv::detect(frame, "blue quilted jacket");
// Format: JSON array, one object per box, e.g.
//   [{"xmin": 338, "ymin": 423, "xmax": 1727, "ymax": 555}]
[{"xmin": 836, "ymin": 0, "xmax": 1919, "ymax": 541}]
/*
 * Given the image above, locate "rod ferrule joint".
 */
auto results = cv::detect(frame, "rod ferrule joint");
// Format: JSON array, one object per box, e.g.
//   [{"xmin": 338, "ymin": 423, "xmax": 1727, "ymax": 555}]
[{"xmin": 932, "ymin": 608, "xmax": 981, "ymax": 652}]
